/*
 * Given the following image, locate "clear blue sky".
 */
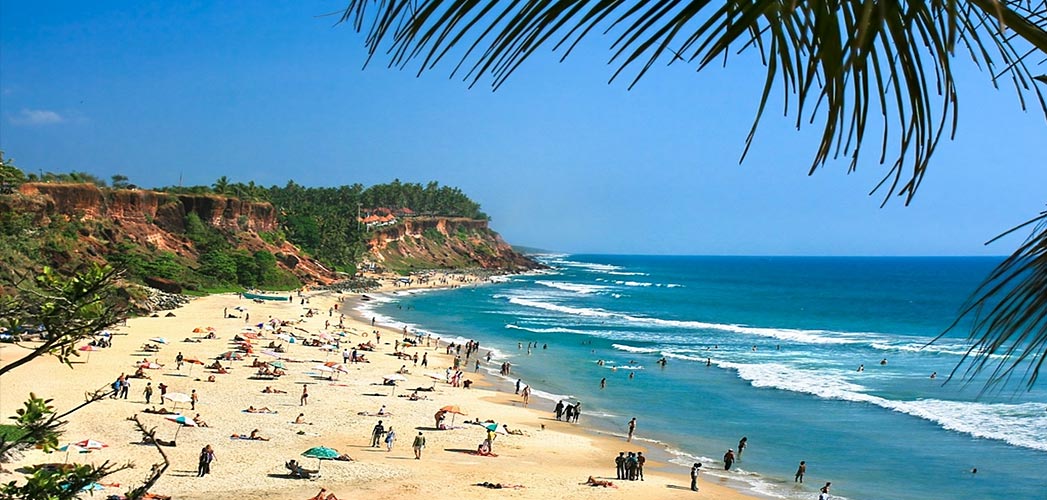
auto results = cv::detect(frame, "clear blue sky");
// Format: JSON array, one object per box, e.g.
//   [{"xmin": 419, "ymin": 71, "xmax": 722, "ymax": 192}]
[{"xmin": 2, "ymin": 1, "xmax": 1043, "ymax": 256}]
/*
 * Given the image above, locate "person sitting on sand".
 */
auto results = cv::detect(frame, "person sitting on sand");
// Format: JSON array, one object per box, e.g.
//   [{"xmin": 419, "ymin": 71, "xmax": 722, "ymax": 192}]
[
  {"xmin": 193, "ymin": 414, "xmax": 209, "ymax": 427},
  {"xmin": 408, "ymin": 390, "xmax": 421, "ymax": 401},
  {"xmin": 502, "ymin": 424, "xmax": 524, "ymax": 435},
  {"xmin": 206, "ymin": 375, "xmax": 217, "ymax": 383},
  {"xmin": 585, "ymin": 476, "xmax": 616, "ymax": 488},
  {"xmin": 252, "ymin": 358, "xmax": 266, "ymax": 368},
  {"xmin": 215, "ymin": 366, "xmax": 229, "ymax": 374},
  {"xmin": 132, "ymin": 366, "xmax": 150, "ymax": 379},
  {"xmin": 294, "ymin": 413, "xmax": 309, "ymax": 424},
  {"xmin": 207, "ymin": 360, "xmax": 223, "ymax": 370}
]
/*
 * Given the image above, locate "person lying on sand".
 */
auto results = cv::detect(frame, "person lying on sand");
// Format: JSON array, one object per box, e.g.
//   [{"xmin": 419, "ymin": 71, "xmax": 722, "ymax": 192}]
[
  {"xmin": 502, "ymin": 425, "xmax": 524, "ymax": 435},
  {"xmin": 143, "ymin": 407, "xmax": 175, "ymax": 415},
  {"xmin": 334, "ymin": 453, "xmax": 354, "ymax": 461},
  {"xmin": 244, "ymin": 406, "xmax": 276, "ymax": 413},
  {"xmin": 585, "ymin": 477, "xmax": 616, "ymax": 488},
  {"xmin": 230, "ymin": 429, "xmax": 269, "ymax": 441},
  {"xmin": 183, "ymin": 337, "xmax": 202, "ymax": 343},
  {"xmin": 262, "ymin": 386, "xmax": 287, "ymax": 394},
  {"xmin": 475, "ymin": 482, "xmax": 524, "ymax": 490},
  {"xmin": 307, "ymin": 488, "xmax": 339, "ymax": 500}
]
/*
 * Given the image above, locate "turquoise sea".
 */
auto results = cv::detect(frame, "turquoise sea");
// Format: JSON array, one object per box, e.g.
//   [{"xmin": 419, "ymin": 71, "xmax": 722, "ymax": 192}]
[{"xmin": 360, "ymin": 255, "xmax": 1047, "ymax": 500}]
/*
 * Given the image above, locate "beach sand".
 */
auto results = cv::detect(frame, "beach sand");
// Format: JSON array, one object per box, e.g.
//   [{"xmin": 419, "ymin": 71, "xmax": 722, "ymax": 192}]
[{"xmin": 0, "ymin": 285, "xmax": 756, "ymax": 500}]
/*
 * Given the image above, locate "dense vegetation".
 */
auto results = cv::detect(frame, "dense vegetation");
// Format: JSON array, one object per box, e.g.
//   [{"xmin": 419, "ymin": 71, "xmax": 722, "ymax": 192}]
[{"xmin": 1, "ymin": 152, "xmax": 493, "ymax": 290}]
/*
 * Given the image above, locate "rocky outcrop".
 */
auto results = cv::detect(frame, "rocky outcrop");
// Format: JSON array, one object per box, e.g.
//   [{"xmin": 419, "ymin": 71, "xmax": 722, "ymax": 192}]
[{"xmin": 367, "ymin": 217, "xmax": 538, "ymax": 271}]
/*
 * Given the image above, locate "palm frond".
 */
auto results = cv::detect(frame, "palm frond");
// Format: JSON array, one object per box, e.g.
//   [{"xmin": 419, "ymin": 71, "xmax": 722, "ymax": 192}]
[
  {"xmin": 937, "ymin": 209, "xmax": 1047, "ymax": 390},
  {"xmin": 340, "ymin": 0, "xmax": 1047, "ymax": 205}
]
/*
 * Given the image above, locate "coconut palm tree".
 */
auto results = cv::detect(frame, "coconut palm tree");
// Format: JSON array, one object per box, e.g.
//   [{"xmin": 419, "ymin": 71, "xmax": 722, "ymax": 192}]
[
  {"xmin": 212, "ymin": 176, "xmax": 230, "ymax": 195},
  {"xmin": 338, "ymin": 0, "xmax": 1047, "ymax": 387}
]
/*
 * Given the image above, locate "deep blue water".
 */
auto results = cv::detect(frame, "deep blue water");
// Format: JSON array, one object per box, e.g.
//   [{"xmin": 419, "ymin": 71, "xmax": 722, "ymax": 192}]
[{"xmin": 363, "ymin": 255, "xmax": 1047, "ymax": 500}]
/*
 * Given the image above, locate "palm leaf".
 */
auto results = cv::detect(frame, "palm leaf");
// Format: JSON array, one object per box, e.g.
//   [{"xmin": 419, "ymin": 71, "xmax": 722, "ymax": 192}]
[
  {"xmin": 340, "ymin": 0, "xmax": 1047, "ymax": 206},
  {"xmin": 937, "ymin": 210, "xmax": 1047, "ymax": 390}
]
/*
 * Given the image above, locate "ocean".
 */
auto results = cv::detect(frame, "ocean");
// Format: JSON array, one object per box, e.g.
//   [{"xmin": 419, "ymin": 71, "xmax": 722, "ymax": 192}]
[{"xmin": 359, "ymin": 255, "xmax": 1047, "ymax": 500}]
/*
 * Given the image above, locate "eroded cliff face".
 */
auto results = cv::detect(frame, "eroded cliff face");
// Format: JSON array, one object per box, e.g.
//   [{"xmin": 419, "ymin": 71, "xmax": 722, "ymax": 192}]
[
  {"xmin": 367, "ymin": 217, "xmax": 537, "ymax": 271},
  {"xmin": 11, "ymin": 183, "xmax": 337, "ymax": 284}
]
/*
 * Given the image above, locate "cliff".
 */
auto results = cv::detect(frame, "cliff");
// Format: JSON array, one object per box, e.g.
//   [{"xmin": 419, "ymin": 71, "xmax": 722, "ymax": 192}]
[
  {"xmin": 7, "ymin": 183, "xmax": 338, "ymax": 284},
  {"xmin": 1, "ymin": 183, "xmax": 538, "ymax": 288},
  {"xmin": 366, "ymin": 217, "xmax": 537, "ymax": 271}
]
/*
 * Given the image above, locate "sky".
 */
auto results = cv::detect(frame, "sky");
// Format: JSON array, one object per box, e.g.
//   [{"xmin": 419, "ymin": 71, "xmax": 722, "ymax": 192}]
[{"xmin": 1, "ymin": 1, "xmax": 1044, "ymax": 256}]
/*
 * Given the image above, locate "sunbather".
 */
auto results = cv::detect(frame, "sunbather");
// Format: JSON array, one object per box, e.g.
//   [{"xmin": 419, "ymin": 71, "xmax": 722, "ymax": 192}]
[
  {"xmin": 231, "ymin": 429, "xmax": 269, "ymax": 440},
  {"xmin": 308, "ymin": 488, "xmax": 339, "ymax": 500},
  {"xmin": 244, "ymin": 406, "xmax": 275, "ymax": 413},
  {"xmin": 585, "ymin": 476, "xmax": 616, "ymax": 488},
  {"xmin": 262, "ymin": 386, "xmax": 287, "ymax": 394}
]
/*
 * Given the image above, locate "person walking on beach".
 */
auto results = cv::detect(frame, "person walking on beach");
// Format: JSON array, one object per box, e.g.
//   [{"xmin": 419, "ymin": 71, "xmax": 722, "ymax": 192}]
[
  {"xmin": 637, "ymin": 451, "xmax": 646, "ymax": 480},
  {"xmin": 615, "ymin": 452, "xmax": 626, "ymax": 479},
  {"xmin": 572, "ymin": 402, "xmax": 582, "ymax": 423},
  {"xmin": 176, "ymin": 352, "xmax": 184, "ymax": 370},
  {"xmin": 144, "ymin": 382, "xmax": 153, "ymax": 404},
  {"xmin": 301, "ymin": 385, "xmax": 308, "ymax": 406},
  {"xmin": 384, "ymin": 427, "xmax": 396, "ymax": 452},
  {"xmin": 158, "ymin": 383, "xmax": 167, "ymax": 404},
  {"xmin": 819, "ymin": 482, "xmax": 832, "ymax": 500},
  {"xmin": 515, "ymin": 379, "xmax": 521, "ymax": 394},
  {"xmin": 738, "ymin": 436, "xmax": 748, "ymax": 460},
  {"xmin": 197, "ymin": 444, "xmax": 214, "ymax": 477},
  {"xmin": 723, "ymin": 449, "xmax": 736, "ymax": 470},
  {"xmin": 190, "ymin": 389, "xmax": 198, "ymax": 410},
  {"xmin": 554, "ymin": 401, "xmax": 565, "ymax": 420},
  {"xmin": 521, "ymin": 385, "xmax": 531, "ymax": 405},
  {"xmin": 371, "ymin": 420, "xmax": 386, "ymax": 447},
  {"xmin": 627, "ymin": 418, "xmax": 636, "ymax": 442},
  {"xmin": 795, "ymin": 461, "xmax": 806, "ymax": 483},
  {"xmin": 690, "ymin": 463, "xmax": 701, "ymax": 491},
  {"xmin": 412, "ymin": 432, "xmax": 426, "ymax": 459},
  {"xmin": 120, "ymin": 378, "xmax": 131, "ymax": 399},
  {"xmin": 421, "ymin": 352, "xmax": 428, "ymax": 367}
]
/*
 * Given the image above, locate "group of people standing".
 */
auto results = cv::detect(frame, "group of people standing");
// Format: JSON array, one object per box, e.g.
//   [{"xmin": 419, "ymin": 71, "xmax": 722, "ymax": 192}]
[
  {"xmin": 614, "ymin": 451, "xmax": 646, "ymax": 481},
  {"xmin": 553, "ymin": 400, "xmax": 581, "ymax": 423}
]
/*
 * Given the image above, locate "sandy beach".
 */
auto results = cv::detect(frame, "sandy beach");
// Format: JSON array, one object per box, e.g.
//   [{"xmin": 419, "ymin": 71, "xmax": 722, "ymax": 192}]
[{"xmin": 0, "ymin": 282, "xmax": 757, "ymax": 500}]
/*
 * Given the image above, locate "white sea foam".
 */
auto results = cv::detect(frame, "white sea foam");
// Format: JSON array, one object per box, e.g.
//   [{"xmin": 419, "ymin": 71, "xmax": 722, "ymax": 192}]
[
  {"xmin": 547, "ymin": 259, "xmax": 624, "ymax": 272},
  {"xmin": 719, "ymin": 361, "xmax": 1047, "ymax": 452},
  {"xmin": 534, "ymin": 280, "xmax": 612, "ymax": 294},
  {"xmin": 605, "ymin": 271, "xmax": 649, "ymax": 276},
  {"xmin": 504, "ymin": 296, "xmax": 869, "ymax": 345},
  {"xmin": 613, "ymin": 280, "xmax": 653, "ymax": 287}
]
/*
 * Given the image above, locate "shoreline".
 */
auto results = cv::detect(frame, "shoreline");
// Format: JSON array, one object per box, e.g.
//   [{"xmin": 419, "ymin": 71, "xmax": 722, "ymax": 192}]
[
  {"xmin": 0, "ymin": 285, "xmax": 757, "ymax": 499},
  {"xmin": 349, "ymin": 284, "xmax": 772, "ymax": 500}
]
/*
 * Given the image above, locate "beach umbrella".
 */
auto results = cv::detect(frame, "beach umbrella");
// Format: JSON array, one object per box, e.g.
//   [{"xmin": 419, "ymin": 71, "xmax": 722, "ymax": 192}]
[
  {"xmin": 80, "ymin": 482, "xmax": 106, "ymax": 492},
  {"xmin": 98, "ymin": 330, "xmax": 111, "ymax": 337},
  {"xmin": 164, "ymin": 414, "xmax": 197, "ymax": 440},
  {"xmin": 72, "ymin": 439, "xmax": 107, "ymax": 451},
  {"xmin": 261, "ymin": 350, "xmax": 285, "ymax": 360},
  {"xmin": 484, "ymin": 423, "xmax": 508, "ymax": 435},
  {"xmin": 77, "ymin": 344, "xmax": 101, "ymax": 363},
  {"xmin": 439, "ymin": 405, "xmax": 465, "ymax": 427},
  {"xmin": 313, "ymin": 365, "xmax": 336, "ymax": 379},
  {"xmin": 164, "ymin": 392, "xmax": 191, "ymax": 410},
  {"xmin": 192, "ymin": 327, "xmax": 204, "ymax": 333},
  {"xmin": 383, "ymin": 374, "xmax": 406, "ymax": 395},
  {"xmin": 268, "ymin": 361, "xmax": 286, "ymax": 370},
  {"xmin": 301, "ymin": 446, "xmax": 340, "ymax": 472},
  {"xmin": 184, "ymin": 358, "xmax": 204, "ymax": 376},
  {"xmin": 149, "ymin": 337, "xmax": 168, "ymax": 344}
]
